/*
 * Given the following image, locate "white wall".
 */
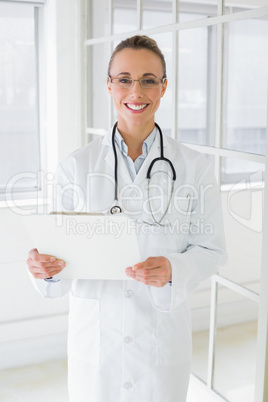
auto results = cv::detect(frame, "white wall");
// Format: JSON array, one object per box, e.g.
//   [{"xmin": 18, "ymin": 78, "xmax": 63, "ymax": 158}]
[{"xmin": 0, "ymin": 207, "xmax": 69, "ymax": 370}]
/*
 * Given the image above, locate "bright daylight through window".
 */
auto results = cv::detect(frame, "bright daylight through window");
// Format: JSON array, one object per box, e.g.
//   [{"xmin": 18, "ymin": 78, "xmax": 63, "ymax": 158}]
[{"xmin": 0, "ymin": 1, "xmax": 41, "ymax": 200}]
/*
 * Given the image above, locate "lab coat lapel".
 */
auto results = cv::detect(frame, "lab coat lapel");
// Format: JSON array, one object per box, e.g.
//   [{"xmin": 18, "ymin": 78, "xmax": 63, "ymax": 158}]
[
  {"xmin": 102, "ymin": 130, "xmax": 132, "ymax": 186},
  {"xmin": 134, "ymin": 133, "xmax": 169, "ymax": 185}
]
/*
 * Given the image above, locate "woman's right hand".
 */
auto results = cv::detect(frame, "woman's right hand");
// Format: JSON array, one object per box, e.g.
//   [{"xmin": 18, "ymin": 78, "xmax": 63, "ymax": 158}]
[{"xmin": 27, "ymin": 248, "xmax": 66, "ymax": 279}]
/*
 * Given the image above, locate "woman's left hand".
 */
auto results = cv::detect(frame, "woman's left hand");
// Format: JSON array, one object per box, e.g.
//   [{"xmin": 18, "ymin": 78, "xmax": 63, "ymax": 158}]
[{"xmin": 125, "ymin": 256, "xmax": 172, "ymax": 287}]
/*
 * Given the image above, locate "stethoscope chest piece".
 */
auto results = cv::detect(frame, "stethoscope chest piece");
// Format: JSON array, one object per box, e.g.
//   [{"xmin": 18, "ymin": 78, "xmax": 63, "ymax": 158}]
[{"xmin": 110, "ymin": 205, "xmax": 122, "ymax": 214}]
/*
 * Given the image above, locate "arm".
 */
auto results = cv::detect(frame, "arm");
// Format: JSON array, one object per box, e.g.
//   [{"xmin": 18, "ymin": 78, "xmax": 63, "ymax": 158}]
[
  {"xmin": 27, "ymin": 158, "xmax": 77, "ymax": 298},
  {"xmin": 126, "ymin": 157, "xmax": 227, "ymax": 311}
]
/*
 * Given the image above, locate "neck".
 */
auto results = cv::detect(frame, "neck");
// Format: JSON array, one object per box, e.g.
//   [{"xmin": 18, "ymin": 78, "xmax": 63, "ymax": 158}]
[{"xmin": 116, "ymin": 120, "xmax": 155, "ymax": 161}]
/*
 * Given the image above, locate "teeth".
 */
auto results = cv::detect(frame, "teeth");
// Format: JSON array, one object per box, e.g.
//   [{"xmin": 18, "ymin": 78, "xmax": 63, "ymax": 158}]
[{"xmin": 127, "ymin": 104, "xmax": 147, "ymax": 110}]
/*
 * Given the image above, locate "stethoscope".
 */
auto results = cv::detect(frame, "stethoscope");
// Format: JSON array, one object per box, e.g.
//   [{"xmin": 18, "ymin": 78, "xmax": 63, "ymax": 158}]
[{"xmin": 110, "ymin": 122, "xmax": 176, "ymax": 226}]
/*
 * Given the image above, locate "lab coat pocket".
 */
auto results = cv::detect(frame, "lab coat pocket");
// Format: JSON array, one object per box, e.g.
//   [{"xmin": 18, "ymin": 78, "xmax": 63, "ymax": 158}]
[{"xmin": 68, "ymin": 296, "xmax": 100, "ymax": 365}]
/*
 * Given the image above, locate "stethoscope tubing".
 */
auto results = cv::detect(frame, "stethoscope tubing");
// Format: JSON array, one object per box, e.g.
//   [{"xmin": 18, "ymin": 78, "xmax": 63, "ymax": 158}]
[{"xmin": 110, "ymin": 121, "xmax": 176, "ymax": 219}]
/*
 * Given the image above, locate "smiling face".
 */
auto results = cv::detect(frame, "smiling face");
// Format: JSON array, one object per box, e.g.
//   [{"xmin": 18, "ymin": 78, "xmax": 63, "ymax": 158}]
[{"xmin": 107, "ymin": 48, "xmax": 167, "ymax": 135}]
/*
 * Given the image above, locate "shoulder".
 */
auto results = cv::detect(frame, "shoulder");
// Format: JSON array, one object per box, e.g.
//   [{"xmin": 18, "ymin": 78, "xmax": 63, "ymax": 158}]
[
  {"xmin": 55, "ymin": 136, "xmax": 108, "ymax": 181},
  {"xmin": 165, "ymin": 135, "xmax": 210, "ymax": 167},
  {"xmin": 60, "ymin": 136, "xmax": 107, "ymax": 166},
  {"xmin": 69, "ymin": 136, "xmax": 105, "ymax": 160}
]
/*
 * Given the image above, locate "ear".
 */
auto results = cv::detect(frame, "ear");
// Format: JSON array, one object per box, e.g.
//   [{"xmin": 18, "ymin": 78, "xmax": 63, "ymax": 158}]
[
  {"xmin": 161, "ymin": 79, "xmax": 168, "ymax": 98},
  {"xmin": 107, "ymin": 77, "xmax": 112, "ymax": 95}
]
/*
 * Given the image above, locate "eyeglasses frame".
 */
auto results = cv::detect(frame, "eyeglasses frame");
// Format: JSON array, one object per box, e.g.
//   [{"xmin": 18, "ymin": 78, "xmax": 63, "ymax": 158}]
[{"xmin": 108, "ymin": 75, "xmax": 167, "ymax": 89}]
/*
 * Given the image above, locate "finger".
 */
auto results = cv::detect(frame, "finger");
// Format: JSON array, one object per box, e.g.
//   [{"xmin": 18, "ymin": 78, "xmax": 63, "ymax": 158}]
[
  {"xmin": 29, "ymin": 265, "xmax": 65, "ymax": 279},
  {"xmin": 27, "ymin": 258, "xmax": 65, "ymax": 270},
  {"xmin": 134, "ymin": 275, "xmax": 168, "ymax": 287},
  {"xmin": 136, "ymin": 267, "xmax": 171, "ymax": 283},
  {"xmin": 125, "ymin": 268, "xmax": 169, "ymax": 287},
  {"xmin": 133, "ymin": 256, "xmax": 165, "ymax": 271},
  {"xmin": 28, "ymin": 248, "xmax": 40, "ymax": 261},
  {"xmin": 28, "ymin": 260, "xmax": 66, "ymax": 276},
  {"xmin": 28, "ymin": 248, "xmax": 56, "ymax": 263},
  {"xmin": 125, "ymin": 267, "xmax": 136, "ymax": 278},
  {"xmin": 126, "ymin": 266, "xmax": 167, "ymax": 279},
  {"xmin": 135, "ymin": 268, "xmax": 169, "ymax": 280},
  {"xmin": 126, "ymin": 268, "xmax": 163, "ymax": 281},
  {"xmin": 133, "ymin": 264, "xmax": 170, "ymax": 278}
]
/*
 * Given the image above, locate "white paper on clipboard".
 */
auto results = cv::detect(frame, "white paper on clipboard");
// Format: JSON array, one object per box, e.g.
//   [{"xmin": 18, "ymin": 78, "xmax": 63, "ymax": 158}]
[{"xmin": 22, "ymin": 213, "xmax": 140, "ymax": 280}]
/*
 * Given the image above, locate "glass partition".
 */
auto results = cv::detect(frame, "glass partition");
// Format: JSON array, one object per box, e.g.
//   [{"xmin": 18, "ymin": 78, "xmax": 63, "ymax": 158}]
[
  {"xmin": 191, "ymin": 279, "xmax": 212, "ymax": 382},
  {"xmin": 143, "ymin": 0, "xmax": 173, "ymax": 29},
  {"xmin": 177, "ymin": 25, "xmax": 217, "ymax": 146},
  {"xmin": 213, "ymin": 287, "xmax": 258, "ymax": 401}
]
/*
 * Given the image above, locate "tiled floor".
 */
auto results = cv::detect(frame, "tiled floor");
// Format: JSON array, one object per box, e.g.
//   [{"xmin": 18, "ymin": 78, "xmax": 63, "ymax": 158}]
[{"xmin": 0, "ymin": 321, "xmax": 257, "ymax": 402}]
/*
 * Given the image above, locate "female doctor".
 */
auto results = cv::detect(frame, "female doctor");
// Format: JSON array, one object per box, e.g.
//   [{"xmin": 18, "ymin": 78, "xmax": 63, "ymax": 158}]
[{"xmin": 27, "ymin": 35, "xmax": 227, "ymax": 402}]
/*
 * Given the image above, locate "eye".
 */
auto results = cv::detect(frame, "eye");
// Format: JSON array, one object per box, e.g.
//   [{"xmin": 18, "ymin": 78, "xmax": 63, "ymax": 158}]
[
  {"xmin": 118, "ymin": 78, "xmax": 132, "ymax": 84},
  {"xmin": 142, "ymin": 78, "xmax": 157, "ymax": 85}
]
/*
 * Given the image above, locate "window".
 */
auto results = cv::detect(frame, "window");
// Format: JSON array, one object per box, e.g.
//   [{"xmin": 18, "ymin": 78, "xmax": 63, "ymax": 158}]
[
  {"xmin": 221, "ymin": 17, "xmax": 268, "ymax": 184},
  {"xmin": 0, "ymin": 1, "xmax": 43, "ymax": 200}
]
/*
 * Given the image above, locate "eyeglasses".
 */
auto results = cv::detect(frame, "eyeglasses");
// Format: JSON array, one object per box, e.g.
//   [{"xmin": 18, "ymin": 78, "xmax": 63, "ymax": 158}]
[{"xmin": 108, "ymin": 76, "xmax": 166, "ymax": 89}]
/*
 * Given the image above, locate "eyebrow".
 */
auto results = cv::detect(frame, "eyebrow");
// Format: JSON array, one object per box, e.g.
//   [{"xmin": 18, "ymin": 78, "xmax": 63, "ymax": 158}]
[{"xmin": 117, "ymin": 72, "xmax": 157, "ymax": 77}]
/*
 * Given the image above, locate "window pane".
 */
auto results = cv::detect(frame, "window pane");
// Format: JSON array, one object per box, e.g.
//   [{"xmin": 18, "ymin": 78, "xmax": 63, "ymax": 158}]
[
  {"xmin": 224, "ymin": 0, "xmax": 267, "ymax": 13},
  {"xmin": 191, "ymin": 280, "xmax": 211, "ymax": 383},
  {"xmin": 213, "ymin": 287, "xmax": 258, "ymax": 401},
  {"xmin": 221, "ymin": 156, "xmax": 264, "ymax": 185},
  {"xmin": 178, "ymin": 1, "xmax": 217, "ymax": 22},
  {"xmin": 143, "ymin": 0, "xmax": 173, "ymax": 29},
  {"xmin": 221, "ymin": 158, "xmax": 263, "ymax": 287},
  {"xmin": 113, "ymin": 4, "xmax": 137, "ymax": 34},
  {"xmin": 0, "ymin": 2, "xmax": 40, "ymax": 195},
  {"xmin": 178, "ymin": 25, "xmax": 216, "ymax": 146},
  {"xmin": 222, "ymin": 18, "xmax": 268, "ymax": 154}
]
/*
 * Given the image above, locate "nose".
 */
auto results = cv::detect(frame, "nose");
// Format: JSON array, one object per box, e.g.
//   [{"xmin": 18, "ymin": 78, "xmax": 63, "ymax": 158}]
[{"xmin": 129, "ymin": 80, "xmax": 144, "ymax": 97}]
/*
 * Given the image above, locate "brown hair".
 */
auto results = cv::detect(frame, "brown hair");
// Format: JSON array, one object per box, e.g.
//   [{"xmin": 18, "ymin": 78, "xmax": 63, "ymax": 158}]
[{"xmin": 107, "ymin": 35, "xmax": 166, "ymax": 78}]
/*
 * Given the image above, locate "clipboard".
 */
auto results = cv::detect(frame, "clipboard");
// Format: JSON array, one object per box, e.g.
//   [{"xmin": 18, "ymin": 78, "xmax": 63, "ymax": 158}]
[{"xmin": 22, "ymin": 213, "xmax": 140, "ymax": 280}]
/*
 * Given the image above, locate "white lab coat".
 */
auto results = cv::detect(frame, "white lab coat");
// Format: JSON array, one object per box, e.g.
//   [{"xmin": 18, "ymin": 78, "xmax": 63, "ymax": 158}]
[{"xmin": 31, "ymin": 129, "xmax": 227, "ymax": 402}]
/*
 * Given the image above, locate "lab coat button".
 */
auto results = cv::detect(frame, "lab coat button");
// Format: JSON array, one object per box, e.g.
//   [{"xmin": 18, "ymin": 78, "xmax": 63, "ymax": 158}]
[
  {"xmin": 125, "ymin": 289, "xmax": 134, "ymax": 298},
  {"xmin": 124, "ymin": 336, "xmax": 133, "ymax": 344},
  {"xmin": 123, "ymin": 381, "xmax": 133, "ymax": 390}
]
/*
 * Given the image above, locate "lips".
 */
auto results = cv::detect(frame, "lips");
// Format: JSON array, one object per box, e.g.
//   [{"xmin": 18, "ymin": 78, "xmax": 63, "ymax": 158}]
[{"xmin": 125, "ymin": 103, "xmax": 149, "ymax": 112}]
